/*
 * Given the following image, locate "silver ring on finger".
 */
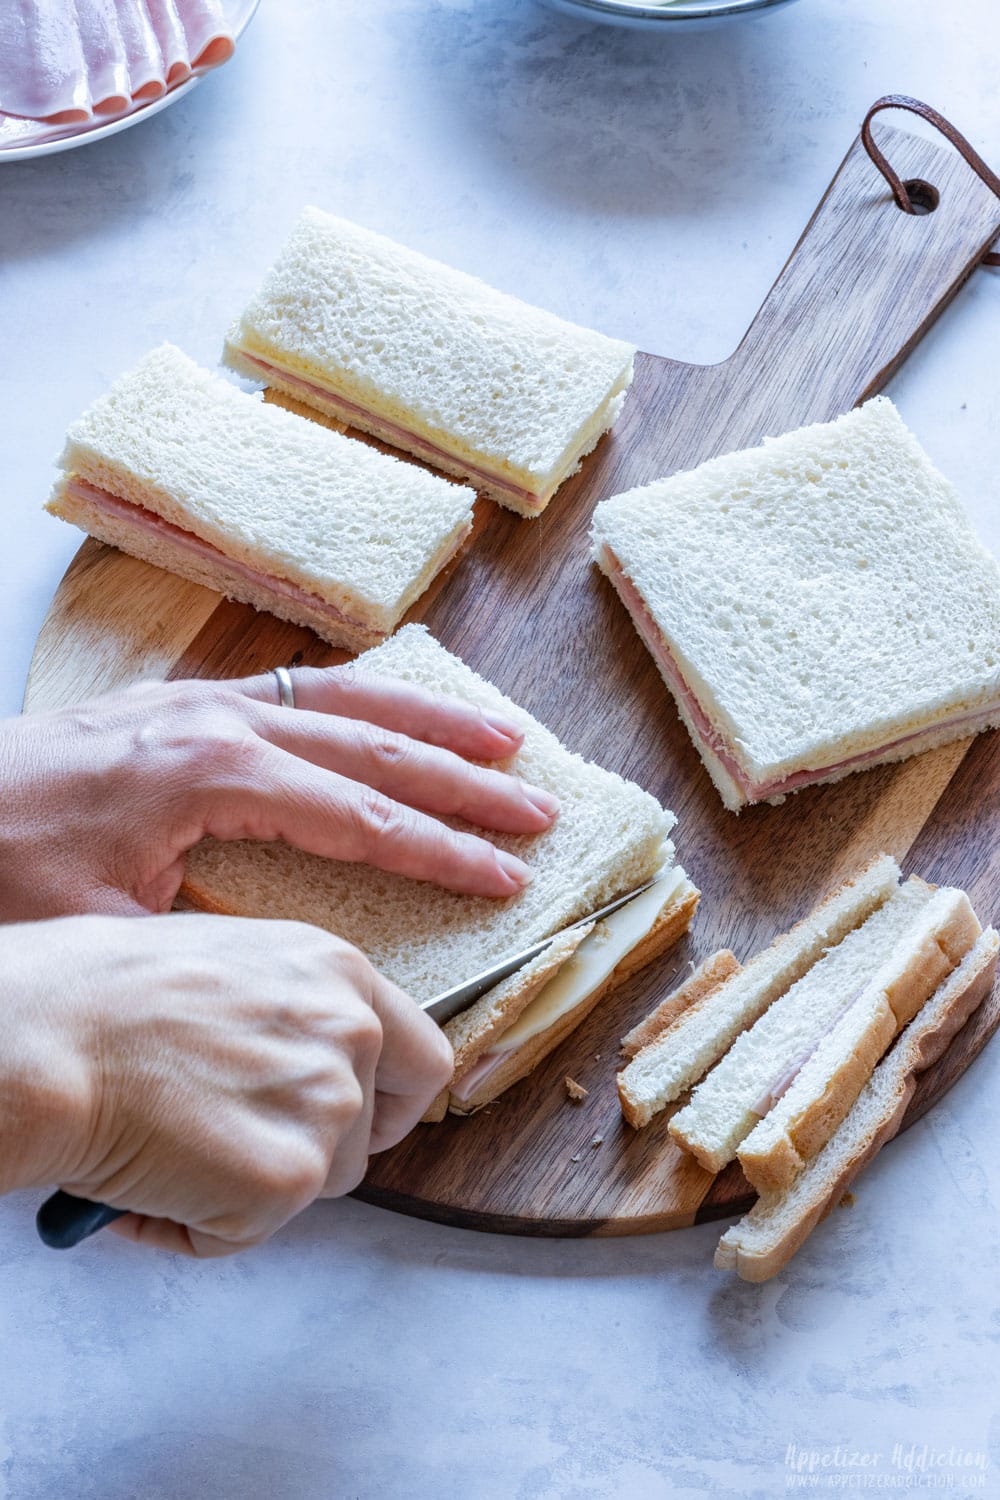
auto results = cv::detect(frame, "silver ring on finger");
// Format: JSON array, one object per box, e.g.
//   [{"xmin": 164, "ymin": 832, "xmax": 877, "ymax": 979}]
[{"xmin": 273, "ymin": 665, "xmax": 296, "ymax": 710}]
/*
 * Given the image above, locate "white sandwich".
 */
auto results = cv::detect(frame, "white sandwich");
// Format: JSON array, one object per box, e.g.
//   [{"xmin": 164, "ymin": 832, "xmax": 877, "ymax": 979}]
[
  {"xmin": 46, "ymin": 343, "xmax": 476, "ymax": 652},
  {"xmin": 715, "ymin": 927, "xmax": 999, "ymax": 1282},
  {"xmin": 590, "ymin": 398, "xmax": 1000, "ymax": 810},
  {"xmin": 182, "ymin": 625, "xmax": 699, "ymax": 1108},
  {"xmin": 224, "ymin": 208, "xmax": 637, "ymax": 517}
]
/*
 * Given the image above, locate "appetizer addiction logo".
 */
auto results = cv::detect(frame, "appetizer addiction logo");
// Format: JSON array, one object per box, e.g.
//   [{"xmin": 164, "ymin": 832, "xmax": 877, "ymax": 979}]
[{"xmin": 783, "ymin": 1442, "xmax": 989, "ymax": 1490}]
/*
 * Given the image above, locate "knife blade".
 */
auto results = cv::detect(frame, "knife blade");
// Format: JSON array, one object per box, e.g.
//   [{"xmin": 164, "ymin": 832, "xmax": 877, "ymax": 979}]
[{"xmin": 420, "ymin": 873, "xmax": 661, "ymax": 1024}]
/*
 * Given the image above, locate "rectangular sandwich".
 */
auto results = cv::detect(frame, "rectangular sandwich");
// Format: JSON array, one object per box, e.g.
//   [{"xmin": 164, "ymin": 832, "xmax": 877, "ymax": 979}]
[
  {"xmin": 618, "ymin": 855, "xmax": 985, "ymax": 1189},
  {"xmin": 182, "ymin": 625, "xmax": 699, "ymax": 1112},
  {"xmin": 46, "ymin": 344, "xmax": 476, "ymax": 652},
  {"xmin": 591, "ymin": 398, "xmax": 1000, "ymax": 810},
  {"xmin": 715, "ymin": 927, "xmax": 999, "ymax": 1281},
  {"xmin": 224, "ymin": 208, "xmax": 637, "ymax": 517}
]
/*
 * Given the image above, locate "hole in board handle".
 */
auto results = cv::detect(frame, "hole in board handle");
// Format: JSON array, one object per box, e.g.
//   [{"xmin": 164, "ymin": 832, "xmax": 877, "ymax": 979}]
[{"xmin": 901, "ymin": 178, "xmax": 940, "ymax": 215}]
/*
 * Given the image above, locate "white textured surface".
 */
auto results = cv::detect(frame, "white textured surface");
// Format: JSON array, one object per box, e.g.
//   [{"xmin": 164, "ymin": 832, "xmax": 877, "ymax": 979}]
[{"xmin": 2, "ymin": 1, "xmax": 1000, "ymax": 1495}]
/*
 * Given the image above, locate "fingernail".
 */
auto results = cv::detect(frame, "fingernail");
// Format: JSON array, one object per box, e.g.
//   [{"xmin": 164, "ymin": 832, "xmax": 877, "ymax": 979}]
[
  {"xmin": 481, "ymin": 708, "xmax": 522, "ymax": 743},
  {"xmin": 495, "ymin": 850, "xmax": 533, "ymax": 888},
  {"xmin": 522, "ymin": 784, "xmax": 560, "ymax": 820}
]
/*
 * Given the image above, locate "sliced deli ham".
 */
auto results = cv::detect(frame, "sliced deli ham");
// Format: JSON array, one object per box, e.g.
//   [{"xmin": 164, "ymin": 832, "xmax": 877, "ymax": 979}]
[
  {"xmin": 178, "ymin": 0, "xmax": 234, "ymax": 69},
  {"xmin": 0, "ymin": 0, "xmax": 235, "ymax": 123}
]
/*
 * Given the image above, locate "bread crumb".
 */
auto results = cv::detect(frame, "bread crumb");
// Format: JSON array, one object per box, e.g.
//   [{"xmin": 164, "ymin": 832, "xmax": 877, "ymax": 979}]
[
  {"xmin": 564, "ymin": 1077, "xmax": 588, "ymax": 1102},
  {"xmin": 570, "ymin": 1154, "xmax": 581, "ymax": 1163},
  {"xmin": 838, "ymin": 1191, "xmax": 855, "ymax": 1209},
  {"xmin": 591, "ymin": 1135, "xmax": 604, "ymax": 1149},
  {"xmin": 594, "ymin": 1053, "xmax": 602, "ymax": 1061}
]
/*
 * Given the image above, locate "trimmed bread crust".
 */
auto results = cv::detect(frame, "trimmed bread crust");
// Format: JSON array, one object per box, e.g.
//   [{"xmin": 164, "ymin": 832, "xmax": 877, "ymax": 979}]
[
  {"xmin": 620, "ymin": 949, "xmax": 742, "ymax": 1060},
  {"xmin": 736, "ymin": 891, "xmax": 981, "ymax": 1191},
  {"xmin": 445, "ymin": 884, "xmax": 699, "ymax": 1116},
  {"xmin": 613, "ymin": 855, "xmax": 900, "ymax": 1132},
  {"xmin": 715, "ymin": 929, "xmax": 999, "ymax": 1282},
  {"xmin": 669, "ymin": 876, "xmax": 939, "ymax": 1173},
  {"xmin": 617, "ymin": 951, "xmax": 743, "ymax": 1129},
  {"xmin": 735, "ymin": 998, "xmax": 897, "ymax": 1193},
  {"xmin": 689, "ymin": 882, "xmax": 983, "ymax": 1188},
  {"xmin": 447, "ymin": 926, "xmax": 595, "ymax": 1080}
]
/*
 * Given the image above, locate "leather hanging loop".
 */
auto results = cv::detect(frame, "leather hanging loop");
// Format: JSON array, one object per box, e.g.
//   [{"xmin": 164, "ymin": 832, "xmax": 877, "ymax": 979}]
[{"xmin": 861, "ymin": 94, "xmax": 1000, "ymax": 266}]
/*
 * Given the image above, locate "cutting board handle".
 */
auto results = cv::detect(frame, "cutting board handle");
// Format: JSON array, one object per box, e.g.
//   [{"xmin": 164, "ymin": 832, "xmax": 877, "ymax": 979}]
[{"xmin": 728, "ymin": 121, "xmax": 1000, "ymax": 415}]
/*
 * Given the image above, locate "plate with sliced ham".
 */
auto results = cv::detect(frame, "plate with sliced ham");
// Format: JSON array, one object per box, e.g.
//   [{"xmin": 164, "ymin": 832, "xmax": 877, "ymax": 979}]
[{"xmin": 0, "ymin": 0, "xmax": 260, "ymax": 161}]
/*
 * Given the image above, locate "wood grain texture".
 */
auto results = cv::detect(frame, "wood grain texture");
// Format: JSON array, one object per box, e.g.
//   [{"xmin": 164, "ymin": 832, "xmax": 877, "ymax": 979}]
[{"xmin": 25, "ymin": 123, "xmax": 1000, "ymax": 1240}]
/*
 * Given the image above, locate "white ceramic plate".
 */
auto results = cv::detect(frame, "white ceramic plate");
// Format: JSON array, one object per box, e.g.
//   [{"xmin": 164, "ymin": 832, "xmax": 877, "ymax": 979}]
[
  {"xmin": 543, "ymin": 0, "xmax": 801, "ymax": 28},
  {"xmin": 0, "ymin": 0, "xmax": 261, "ymax": 163}
]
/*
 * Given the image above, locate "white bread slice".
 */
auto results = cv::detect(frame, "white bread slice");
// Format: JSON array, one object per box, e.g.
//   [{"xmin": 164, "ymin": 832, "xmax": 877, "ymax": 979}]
[
  {"xmin": 715, "ymin": 928, "xmax": 999, "ymax": 1282},
  {"xmin": 183, "ymin": 625, "xmax": 687, "ymax": 1000},
  {"xmin": 590, "ymin": 398, "xmax": 1000, "ymax": 810},
  {"xmin": 444, "ymin": 869, "xmax": 699, "ymax": 1117},
  {"xmin": 224, "ymin": 208, "xmax": 636, "ymax": 516},
  {"xmin": 620, "ymin": 949, "xmax": 742, "ymax": 1061},
  {"xmin": 736, "ymin": 889, "xmax": 981, "ymax": 1190},
  {"xmin": 46, "ymin": 343, "xmax": 475, "ymax": 647},
  {"xmin": 613, "ymin": 854, "xmax": 899, "ymax": 1130},
  {"xmin": 669, "ymin": 877, "xmax": 956, "ymax": 1172}
]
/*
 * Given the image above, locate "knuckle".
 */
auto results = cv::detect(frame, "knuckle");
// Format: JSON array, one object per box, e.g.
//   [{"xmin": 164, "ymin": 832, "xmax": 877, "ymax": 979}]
[
  {"xmin": 203, "ymin": 719, "xmax": 260, "ymax": 779},
  {"xmin": 166, "ymin": 680, "xmax": 215, "ymax": 715},
  {"xmin": 331, "ymin": 1073, "xmax": 366, "ymax": 1133},
  {"xmin": 322, "ymin": 990, "xmax": 383, "ymax": 1065},
  {"xmin": 355, "ymin": 787, "xmax": 409, "ymax": 845},
  {"xmin": 317, "ymin": 931, "xmax": 375, "ymax": 989},
  {"xmin": 348, "ymin": 1004, "xmax": 383, "ymax": 1064},
  {"xmin": 263, "ymin": 1138, "xmax": 330, "ymax": 1213},
  {"xmin": 363, "ymin": 726, "xmax": 413, "ymax": 771}
]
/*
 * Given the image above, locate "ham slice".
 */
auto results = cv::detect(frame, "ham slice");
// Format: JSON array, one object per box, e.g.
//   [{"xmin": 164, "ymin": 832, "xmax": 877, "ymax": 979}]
[
  {"xmin": 0, "ymin": 1, "xmax": 234, "ymax": 123},
  {"xmin": 237, "ymin": 353, "xmax": 547, "ymax": 513},
  {"xmin": 64, "ymin": 477, "xmax": 369, "ymax": 633},
  {"xmin": 599, "ymin": 543, "xmax": 1000, "ymax": 803}
]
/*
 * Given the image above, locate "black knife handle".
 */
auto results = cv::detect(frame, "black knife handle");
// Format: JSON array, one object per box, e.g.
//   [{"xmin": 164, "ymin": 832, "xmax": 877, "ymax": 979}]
[{"xmin": 36, "ymin": 1191, "xmax": 127, "ymax": 1249}]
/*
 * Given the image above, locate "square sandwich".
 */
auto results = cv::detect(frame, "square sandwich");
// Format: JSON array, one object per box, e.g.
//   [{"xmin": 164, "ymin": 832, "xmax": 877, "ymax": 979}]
[
  {"xmin": 591, "ymin": 398, "xmax": 1000, "ymax": 810},
  {"xmin": 184, "ymin": 625, "xmax": 699, "ymax": 1114}
]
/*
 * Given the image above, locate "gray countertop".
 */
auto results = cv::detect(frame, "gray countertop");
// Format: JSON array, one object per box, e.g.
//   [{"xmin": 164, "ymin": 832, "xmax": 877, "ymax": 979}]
[{"xmin": 2, "ymin": 2, "xmax": 998, "ymax": 1495}]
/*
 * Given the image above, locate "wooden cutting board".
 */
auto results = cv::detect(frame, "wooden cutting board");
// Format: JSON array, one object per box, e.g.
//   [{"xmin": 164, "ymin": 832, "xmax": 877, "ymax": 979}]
[{"xmin": 26, "ymin": 121, "xmax": 1000, "ymax": 1237}]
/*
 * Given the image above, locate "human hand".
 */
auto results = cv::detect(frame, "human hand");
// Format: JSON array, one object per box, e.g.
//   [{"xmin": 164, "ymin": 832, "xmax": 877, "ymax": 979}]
[
  {"xmin": 0, "ymin": 665, "xmax": 558, "ymax": 922},
  {"xmin": 2, "ymin": 911, "xmax": 453, "ymax": 1256}
]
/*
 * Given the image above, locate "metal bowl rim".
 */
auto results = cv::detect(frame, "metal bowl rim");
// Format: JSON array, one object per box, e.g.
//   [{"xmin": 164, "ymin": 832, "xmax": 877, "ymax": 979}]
[{"xmin": 548, "ymin": 0, "xmax": 797, "ymax": 20}]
